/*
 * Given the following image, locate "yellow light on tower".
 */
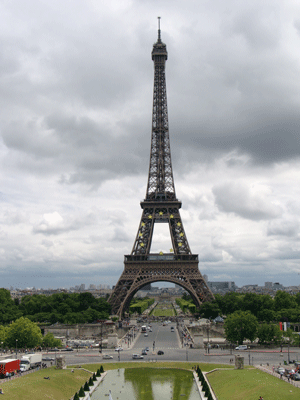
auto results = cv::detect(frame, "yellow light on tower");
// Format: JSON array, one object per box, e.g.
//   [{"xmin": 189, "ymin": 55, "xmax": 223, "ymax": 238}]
[
  {"xmin": 170, "ymin": 248, "xmax": 174, "ymax": 252},
  {"xmin": 179, "ymin": 232, "xmax": 184, "ymax": 237},
  {"xmin": 170, "ymin": 214, "xmax": 174, "ymax": 219},
  {"xmin": 178, "ymin": 242, "xmax": 182, "ymax": 247},
  {"xmin": 159, "ymin": 211, "xmax": 163, "ymax": 215},
  {"xmin": 148, "ymin": 215, "xmax": 152, "ymax": 219},
  {"xmin": 177, "ymin": 222, "xmax": 181, "ymax": 227},
  {"xmin": 140, "ymin": 243, "xmax": 144, "ymax": 247}
]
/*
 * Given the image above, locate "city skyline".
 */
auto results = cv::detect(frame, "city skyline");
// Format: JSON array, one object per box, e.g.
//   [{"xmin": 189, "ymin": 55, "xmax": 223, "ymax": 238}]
[{"xmin": 1, "ymin": 1, "xmax": 300, "ymax": 289}]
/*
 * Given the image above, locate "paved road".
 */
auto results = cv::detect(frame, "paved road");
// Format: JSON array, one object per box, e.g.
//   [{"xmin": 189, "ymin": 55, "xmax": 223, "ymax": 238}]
[{"xmin": 39, "ymin": 322, "xmax": 300, "ymax": 368}]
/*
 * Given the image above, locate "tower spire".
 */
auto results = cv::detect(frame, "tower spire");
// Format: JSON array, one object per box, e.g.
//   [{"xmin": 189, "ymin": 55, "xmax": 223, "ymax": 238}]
[{"xmin": 158, "ymin": 16, "xmax": 161, "ymax": 41}]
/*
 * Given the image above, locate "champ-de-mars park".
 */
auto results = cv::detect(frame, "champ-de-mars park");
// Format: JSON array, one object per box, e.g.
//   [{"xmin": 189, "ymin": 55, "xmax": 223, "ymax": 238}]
[{"xmin": 2, "ymin": 8, "xmax": 300, "ymax": 400}]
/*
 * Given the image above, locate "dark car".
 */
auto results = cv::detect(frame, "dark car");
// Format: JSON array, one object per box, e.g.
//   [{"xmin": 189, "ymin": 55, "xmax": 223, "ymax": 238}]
[
  {"xmin": 142, "ymin": 350, "xmax": 148, "ymax": 355},
  {"xmin": 291, "ymin": 373, "xmax": 300, "ymax": 381},
  {"xmin": 42, "ymin": 356, "xmax": 54, "ymax": 361},
  {"xmin": 157, "ymin": 350, "xmax": 164, "ymax": 355},
  {"xmin": 145, "ymin": 347, "xmax": 150, "ymax": 351}
]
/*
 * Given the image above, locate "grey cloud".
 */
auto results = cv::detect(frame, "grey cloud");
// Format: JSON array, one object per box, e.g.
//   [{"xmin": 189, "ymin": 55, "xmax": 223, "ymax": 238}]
[
  {"xmin": 267, "ymin": 220, "xmax": 299, "ymax": 237},
  {"xmin": 212, "ymin": 181, "xmax": 282, "ymax": 220}
]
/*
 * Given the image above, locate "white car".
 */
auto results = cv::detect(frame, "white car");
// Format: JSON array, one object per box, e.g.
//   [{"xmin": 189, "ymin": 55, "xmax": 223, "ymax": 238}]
[
  {"xmin": 102, "ymin": 355, "xmax": 113, "ymax": 359},
  {"xmin": 115, "ymin": 347, "xmax": 123, "ymax": 351},
  {"xmin": 132, "ymin": 354, "xmax": 143, "ymax": 359}
]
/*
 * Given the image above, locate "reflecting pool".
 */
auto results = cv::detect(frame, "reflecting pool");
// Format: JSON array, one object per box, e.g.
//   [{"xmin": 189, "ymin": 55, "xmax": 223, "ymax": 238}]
[{"xmin": 92, "ymin": 368, "xmax": 200, "ymax": 400}]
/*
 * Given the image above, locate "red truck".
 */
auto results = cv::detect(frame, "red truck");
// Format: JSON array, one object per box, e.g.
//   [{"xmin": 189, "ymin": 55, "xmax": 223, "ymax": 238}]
[{"xmin": 0, "ymin": 359, "xmax": 20, "ymax": 378}]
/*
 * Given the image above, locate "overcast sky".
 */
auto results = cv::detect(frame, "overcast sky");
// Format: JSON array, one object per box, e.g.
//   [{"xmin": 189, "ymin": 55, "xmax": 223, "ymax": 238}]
[{"xmin": 1, "ymin": 0, "xmax": 300, "ymax": 290}]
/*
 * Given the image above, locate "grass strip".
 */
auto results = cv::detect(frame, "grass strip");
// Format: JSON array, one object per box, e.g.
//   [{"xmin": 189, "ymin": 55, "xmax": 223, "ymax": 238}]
[
  {"xmin": 207, "ymin": 368, "xmax": 300, "ymax": 400},
  {"xmin": 0, "ymin": 367, "xmax": 91, "ymax": 400}
]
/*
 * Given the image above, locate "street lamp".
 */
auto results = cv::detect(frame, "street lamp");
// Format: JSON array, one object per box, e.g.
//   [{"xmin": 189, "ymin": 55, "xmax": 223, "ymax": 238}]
[
  {"xmin": 118, "ymin": 349, "xmax": 120, "ymax": 362},
  {"xmin": 248, "ymin": 347, "xmax": 251, "ymax": 365},
  {"xmin": 1, "ymin": 342, "xmax": 3, "ymax": 356},
  {"xmin": 206, "ymin": 321, "xmax": 210, "ymax": 354},
  {"xmin": 15, "ymin": 339, "xmax": 18, "ymax": 358}
]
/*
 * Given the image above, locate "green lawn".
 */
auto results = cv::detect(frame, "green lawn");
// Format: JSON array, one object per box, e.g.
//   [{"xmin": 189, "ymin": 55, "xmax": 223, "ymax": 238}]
[
  {"xmin": 0, "ymin": 367, "xmax": 92, "ymax": 400},
  {"xmin": 207, "ymin": 368, "xmax": 300, "ymax": 400},
  {"xmin": 2, "ymin": 362, "xmax": 298, "ymax": 400}
]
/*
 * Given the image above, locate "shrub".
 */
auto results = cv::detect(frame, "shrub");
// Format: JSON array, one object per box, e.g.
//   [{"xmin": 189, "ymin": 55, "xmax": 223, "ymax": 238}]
[
  {"xmin": 100, "ymin": 365, "xmax": 104, "ymax": 373},
  {"xmin": 84, "ymin": 381, "xmax": 90, "ymax": 391},
  {"xmin": 78, "ymin": 387, "xmax": 85, "ymax": 397},
  {"xmin": 88, "ymin": 376, "xmax": 94, "ymax": 386},
  {"xmin": 74, "ymin": 393, "xmax": 79, "ymax": 400}
]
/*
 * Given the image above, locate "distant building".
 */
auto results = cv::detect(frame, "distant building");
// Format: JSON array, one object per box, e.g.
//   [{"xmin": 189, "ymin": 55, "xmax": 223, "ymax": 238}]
[{"xmin": 208, "ymin": 281, "xmax": 237, "ymax": 292}]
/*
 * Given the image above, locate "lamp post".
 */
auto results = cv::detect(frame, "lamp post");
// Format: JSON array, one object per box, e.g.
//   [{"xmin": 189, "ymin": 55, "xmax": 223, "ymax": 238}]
[
  {"xmin": 118, "ymin": 349, "xmax": 120, "ymax": 362},
  {"xmin": 1, "ymin": 342, "xmax": 3, "ymax": 356},
  {"xmin": 206, "ymin": 321, "xmax": 210, "ymax": 354},
  {"xmin": 248, "ymin": 347, "xmax": 251, "ymax": 365},
  {"xmin": 15, "ymin": 339, "xmax": 18, "ymax": 358}
]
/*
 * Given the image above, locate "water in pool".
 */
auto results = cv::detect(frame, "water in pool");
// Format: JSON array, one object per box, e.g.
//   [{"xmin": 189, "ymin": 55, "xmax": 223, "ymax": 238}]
[{"xmin": 91, "ymin": 368, "xmax": 201, "ymax": 400}]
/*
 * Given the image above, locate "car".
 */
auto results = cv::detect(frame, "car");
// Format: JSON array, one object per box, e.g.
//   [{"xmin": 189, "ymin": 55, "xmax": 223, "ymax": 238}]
[
  {"xmin": 42, "ymin": 356, "xmax": 54, "ymax": 361},
  {"xmin": 275, "ymin": 367, "xmax": 285, "ymax": 374},
  {"xmin": 132, "ymin": 354, "xmax": 144, "ymax": 359},
  {"xmin": 66, "ymin": 348, "xmax": 74, "ymax": 351},
  {"xmin": 235, "ymin": 345, "xmax": 248, "ymax": 350},
  {"xmin": 115, "ymin": 347, "xmax": 123, "ymax": 351},
  {"xmin": 291, "ymin": 373, "xmax": 300, "ymax": 381},
  {"xmin": 157, "ymin": 350, "xmax": 164, "ymax": 355},
  {"xmin": 141, "ymin": 350, "xmax": 148, "ymax": 355},
  {"xmin": 144, "ymin": 333, "xmax": 148, "ymax": 337},
  {"xmin": 145, "ymin": 347, "xmax": 150, "ymax": 351},
  {"xmin": 102, "ymin": 355, "xmax": 113, "ymax": 359}
]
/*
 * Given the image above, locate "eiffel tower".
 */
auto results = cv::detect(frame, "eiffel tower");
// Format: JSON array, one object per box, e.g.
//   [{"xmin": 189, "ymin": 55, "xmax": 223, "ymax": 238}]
[{"xmin": 109, "ymin": 19, "xmax": 214, "ymax": 317}]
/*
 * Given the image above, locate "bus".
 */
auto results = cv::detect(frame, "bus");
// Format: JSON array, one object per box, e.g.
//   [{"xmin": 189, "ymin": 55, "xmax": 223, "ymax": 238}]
[{"xmin": 141, "ymin": 325, "xmax": 147, "ymax": 333}]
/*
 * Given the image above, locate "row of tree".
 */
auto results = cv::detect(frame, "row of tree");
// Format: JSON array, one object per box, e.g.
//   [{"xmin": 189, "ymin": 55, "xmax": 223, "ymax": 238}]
[
  {"xmin": 199, "ymin": 291, "xmax": 300, "ymax": 322},
  {"xmin": 224, "ymin": 310, "xmax": 300, "ymax": 346},
  {"xmin": 129, "ymin": 298, "xmax": 155, "ymax": 314},
  {"xmin": 0, "ymin": 289, "xmax": 111, "ymax": 325}
]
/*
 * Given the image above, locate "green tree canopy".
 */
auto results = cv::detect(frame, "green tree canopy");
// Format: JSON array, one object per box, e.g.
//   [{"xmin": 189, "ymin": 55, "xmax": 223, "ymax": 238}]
[
  {"xmin": 257, "ymin": 323, "xmax": 282, "ymax": 345},
  {"xmin": 42, "ymin": 332, "xmax": 62, "ymax": 348},
  {"xmin": 5, "ymin": 317, "xmax": 43, "ymax": 348},
  {"xmin": 224, "ymin": 310, "xmax": 258, "ymax": 345}
]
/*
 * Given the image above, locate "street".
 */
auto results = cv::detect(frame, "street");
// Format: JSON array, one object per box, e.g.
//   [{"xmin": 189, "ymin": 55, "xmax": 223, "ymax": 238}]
[{"xmin": 41, "ymin": 322, "xmax": 300, "ymax": 368}]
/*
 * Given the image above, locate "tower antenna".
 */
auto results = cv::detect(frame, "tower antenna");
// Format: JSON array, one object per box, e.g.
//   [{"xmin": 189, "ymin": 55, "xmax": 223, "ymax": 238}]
[{"xmin": 158, "ymin": 16, "xmax": 161, "ymax": 40}]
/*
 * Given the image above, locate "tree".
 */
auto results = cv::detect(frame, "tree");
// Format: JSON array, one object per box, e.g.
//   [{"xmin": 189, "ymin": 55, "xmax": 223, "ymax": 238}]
[
  {"xmin": 216, "ymin": 292, "xmax": 243, "ymax": 316},
  {"xmin": 274, "ymin": 291, "xmax": 297, "ymax": 310},
  {"xmin": 42, "ymin": 333, "xmax": 62, "ymax": 348},
  {"xmin": 5, "ymin": 317, "xmax": 43, "ymax": 349},
  {"xmin": 224, "ymin": 311, "xmax": 258, "ymax": 345},
  {"xmin": 199, "ymin": 301, "xmax": 221, "ymax": 319},
  {"xmin": 257, "ymin": 323, "xmax": 281, "ymax": 345}
]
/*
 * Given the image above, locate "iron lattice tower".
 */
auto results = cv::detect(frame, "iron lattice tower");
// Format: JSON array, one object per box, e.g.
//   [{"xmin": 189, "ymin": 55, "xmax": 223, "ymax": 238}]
[{"xmin": 109, "ymin": 20, "xmax": 214, "ymax": 317}]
